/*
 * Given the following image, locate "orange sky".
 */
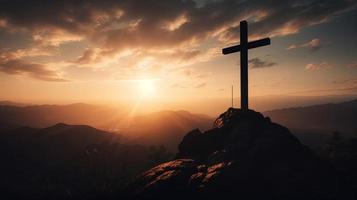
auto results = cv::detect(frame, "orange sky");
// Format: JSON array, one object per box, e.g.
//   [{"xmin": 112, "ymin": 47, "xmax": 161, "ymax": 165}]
[{"xmin": 1, "ymin": 0, "xmax": 357, "ymax": 115}]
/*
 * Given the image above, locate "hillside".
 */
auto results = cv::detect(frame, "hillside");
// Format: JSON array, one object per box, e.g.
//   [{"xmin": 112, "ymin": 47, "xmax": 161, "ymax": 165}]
[
  {"xmin": 0, "ymin": 123, "xmax": 171, "ymax": 199},
  {"xmin": 264, "ymin": 99, "xmax": 357, "ymax": 134}
]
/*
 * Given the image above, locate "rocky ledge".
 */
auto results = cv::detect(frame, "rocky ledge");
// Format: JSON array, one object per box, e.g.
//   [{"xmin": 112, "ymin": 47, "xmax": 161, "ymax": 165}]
[{"xmin": 127, "ymin": 108, "xmax": 337, "ymax": 200}]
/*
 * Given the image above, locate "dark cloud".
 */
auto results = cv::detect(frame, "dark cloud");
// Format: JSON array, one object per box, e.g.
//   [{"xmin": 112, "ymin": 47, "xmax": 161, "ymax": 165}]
[
  {"xmin": 0, "ymin": 0, "xmax": 354, "ymax": 85},
  {"xmin": 0, "ymin": 52, "xmax": 67, "ymax": 82},
  {"xmin": 249, "ymin": 57, "xmax": 276, "ymax": 69},
  {"xmin": 0, "ymin": 0, "xmax": 354, "ymax": 55},
  {"xmin": 217, "ymin": 0, "xmax": 356, "ymax": 41}
]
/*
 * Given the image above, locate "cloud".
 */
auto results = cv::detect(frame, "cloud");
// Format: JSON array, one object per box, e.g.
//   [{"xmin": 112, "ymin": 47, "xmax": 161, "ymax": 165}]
[
  {"xmin": 305, "ymin": 62, "xmax": 331, "ymax": 71},
  {"xmin": 347, "ymin": 62, "xmax": 357, "ymax": 68},
  {"xmin": 0, "ymin": 51, "xmax": 67, "ymax": 82},
  {"xmin": 71, "ymin": 48, "xmax": 102, "ymax": 65},
  {"xmin": 9, "ymin": 48, "xmax": 53, "ymax": 58},
  {"xmin": 0, "ymin": 0, "xmax": 355, "ymax": 81},
  {"xmin": 287, "ymin": 78, "xmax": 357, "ymax": 95},
  {"xmin": 249, "ymin": 57, "xmax": 276, "ymax": 69},
  {"xmin": 195, "ymin": 83, "xmax": 206, "ymax": 88},
  {"xmin": 171, "ymin": 83, "xmax": 181, "ymax": 88},
  {"xmin": 217, "ymin": 0, "xmax": 356, "ymax": 42},
  {"xmin": 301, "ymin": 38, "xmax": 321, "ymax": 50},
  {"xmin": 170, "ymin": 82, "xmax": 206, "ymax": 89},
  {"xmin": 330, "ymin": 78, "xmax": 357, "ymax": 91},
  {"xmin": 332, "ymin": 79, "xmax": 357, "ymax": 84},
  {"xmin": 181, "ymin": 68, "xmax": 208, "ymax": 79},
  {"xmin": 0, "ymin": 0, "xmax": 354, "ymax": 53},
  {"xmin": 286, "ymin": 44, "xmax": 297, "ymax": 50},
  {"xmin": 287, "ymin": 38, "xmax": 321, "ymax": 51}
]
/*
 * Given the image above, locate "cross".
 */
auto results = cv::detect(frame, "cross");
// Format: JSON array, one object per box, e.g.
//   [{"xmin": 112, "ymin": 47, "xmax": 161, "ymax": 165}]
[{"xmin": 222, "ymin": 20, "xmax": 270, "ymax": 111}]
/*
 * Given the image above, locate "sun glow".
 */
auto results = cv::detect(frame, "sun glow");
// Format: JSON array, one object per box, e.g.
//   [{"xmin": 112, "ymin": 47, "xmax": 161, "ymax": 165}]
[{"xmin": 138, "ymin": 79, "xmax": 157, "ymax": 98}]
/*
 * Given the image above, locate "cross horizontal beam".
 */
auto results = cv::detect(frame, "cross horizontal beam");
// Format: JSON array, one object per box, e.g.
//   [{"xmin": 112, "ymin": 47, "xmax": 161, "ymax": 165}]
[{"xmin": 222, "ymin": 38, "xmax": 270, "ymax": 55}]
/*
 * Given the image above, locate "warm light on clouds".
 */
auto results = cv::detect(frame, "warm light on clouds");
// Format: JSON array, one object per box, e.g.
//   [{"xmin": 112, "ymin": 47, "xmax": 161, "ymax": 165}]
[
  {"xmin": 32, "ymin": 29, "xmax": 83, "ymax": 47},
  {"xmin": 164, "ymin": 15, "xmax": 189, "ymax": 31},
  {"xmin": 305, "ymin": 62, "xmax": 331, "ymax": 71},
  {"xmin": 0, "ymin": 0, "xmax": 356, "ymax": 111},
  {"xmin": 287, "ymin": 38, "xmax": 321, "ymax": 51},
  {"xmin": 0, "ymin": 50, "xmax": 67, "ymax": 82}
]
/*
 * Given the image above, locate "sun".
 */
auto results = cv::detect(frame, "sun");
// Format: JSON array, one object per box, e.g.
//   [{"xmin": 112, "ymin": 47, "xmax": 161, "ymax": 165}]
[{"xmin": 138, "ymin": 79, "xmax": 157, "ymax": 98}]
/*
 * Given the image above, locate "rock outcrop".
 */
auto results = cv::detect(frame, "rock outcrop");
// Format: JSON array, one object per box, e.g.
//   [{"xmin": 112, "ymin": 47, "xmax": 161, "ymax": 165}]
[{"xmin": 127, "ymin": 108, "xmax": 337, "ymax": 200}]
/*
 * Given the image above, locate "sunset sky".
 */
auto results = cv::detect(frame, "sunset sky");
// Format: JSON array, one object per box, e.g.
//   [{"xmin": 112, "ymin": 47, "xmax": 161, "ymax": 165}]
[{"xmin": 1, "ymin": 0, "xmax": 357, "ymax": 114}]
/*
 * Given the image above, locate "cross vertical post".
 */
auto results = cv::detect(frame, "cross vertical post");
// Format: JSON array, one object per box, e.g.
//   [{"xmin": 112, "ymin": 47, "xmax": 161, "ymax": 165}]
[
  {"xmin": 240, "ymin": 21, "xmax": 248, "ymax": 111},
  {"xmin": 222, "ymin": 20, "xmax": 271, "ymax": 111}
]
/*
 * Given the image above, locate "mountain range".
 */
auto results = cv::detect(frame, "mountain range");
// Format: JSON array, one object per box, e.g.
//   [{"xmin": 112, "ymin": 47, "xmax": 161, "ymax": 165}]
[
  {"xmin": 0, "ymin": 103, "xmax": 213, "ymax": 150},
  {"xmin": 264, "ymin": 99, "xmax": 357, "ymax": 134},
  {"xmin": 1, "ymin": 99, "xmax": 357, "ymax": 151}
]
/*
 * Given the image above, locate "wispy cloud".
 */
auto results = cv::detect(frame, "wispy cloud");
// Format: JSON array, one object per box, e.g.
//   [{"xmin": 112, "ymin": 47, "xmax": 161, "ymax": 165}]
[
  {"xmin": 305, "ymin": 62, "xmax": 331, "ymax": 71},
  {"xmin": 0, "ymin": 59, "xmax": 68, "ymax": 82},
  {"xmin": 0, "ymin": 0, "xmax": 353, "ymax": 56},
  {"xmin": 249, "ymin": 57, "xmax": 276, "ymax": 69},
  {"xmin": 347, "ymin": 62, "xmax": 357, "ymax": 68},
  {"xmin": 287, "ymin": 38, "xmax": 321, "ymax": 51},
  {"xmin": 0, "ymin": 0, "xmax": 355, "ymax": 81},
  {"xmin": 330, "ymin": 78, "xmax": 357, "ymax": 91},
  {"xmin": 286, "ymin": 44, "xmax": 298, "ymax": 50},
  {"xmin": 0, "ymin": 51, "xmax": 67, "ymax": 82},
  {"xmin": 195, "ymin": 83, "xmax": 206, "ymax": 88}
]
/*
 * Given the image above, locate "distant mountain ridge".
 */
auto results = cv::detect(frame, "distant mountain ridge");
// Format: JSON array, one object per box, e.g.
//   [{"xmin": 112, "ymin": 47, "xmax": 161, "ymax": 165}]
[
  {"xmin": 105, "ymin": 109, "xmax": 213, "ymax": 151},
  {"xmin": 0, "ymin": 100, "xmax": 28, "ymax": 107},
  {"xmin": 0, "ymin": 103, "xmax": 214, "ymax": 151},
  {"xmin": 264, "ymin": 99, "xmax": 357, "ymax": 133},
  {"xmin": 0, "ymin": 103, "xmax": 124, "ymax": 131},
  {"xmin": 1, "ymin": 123, "xmax": 121, "ymax": 158},
  {"xmin": 0, "ymin": 123, "xmax": 169, "ymax": 199},
  {"xmin": 2, "ymin": 99, "xmax": 356, "ymax": 148}
]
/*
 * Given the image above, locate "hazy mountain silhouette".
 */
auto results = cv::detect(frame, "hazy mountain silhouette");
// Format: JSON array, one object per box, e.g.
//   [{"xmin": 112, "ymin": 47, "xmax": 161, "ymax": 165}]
[
  {"xmin": 264, "ymin": 99, "xmax": 357, "ymax": 134},
  {"xmin": 2, "ymin": 99, "xmax": 357, "ymax": 151},
  {"xmin": 0, "ymin": 123, "xmax": 172, "ymax": 199},
  {"xmin": 119, "ymin": 110, "xmax": 213, "ymax": 151},
  {"xmin": 0, "ymin": 103, "xmax": 123, "ymax": 131},
  {"xmin": 0, "ymin": 104, "xmax": 213, "ymax": 151},
  {"xmin": 0, "ymin": 100, "xmax": 28, "ymax": 107}
]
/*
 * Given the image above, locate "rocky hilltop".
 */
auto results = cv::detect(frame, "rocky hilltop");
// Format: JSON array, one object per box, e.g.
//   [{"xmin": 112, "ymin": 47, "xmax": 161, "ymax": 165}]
[{"xmin": 127, "ymin": 108, "xmax": 337, "ymax": 200}]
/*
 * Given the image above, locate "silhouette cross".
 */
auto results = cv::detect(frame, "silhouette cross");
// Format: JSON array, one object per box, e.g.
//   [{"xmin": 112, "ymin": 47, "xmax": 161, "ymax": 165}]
[{"xmin": 222, "ymin": 20, "xmax": 270, "ymax": 111}]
